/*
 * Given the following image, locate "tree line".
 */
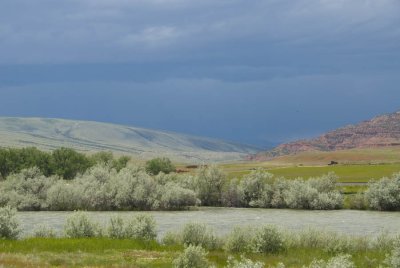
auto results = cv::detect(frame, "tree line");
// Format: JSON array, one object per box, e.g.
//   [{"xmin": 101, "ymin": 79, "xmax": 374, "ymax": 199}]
[{"xmin": 0, "ymin": 147, "xmax": 130, "ymax": 180}]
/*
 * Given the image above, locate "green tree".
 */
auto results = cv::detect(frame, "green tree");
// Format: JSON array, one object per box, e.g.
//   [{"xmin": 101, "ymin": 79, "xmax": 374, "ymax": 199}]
[
  {"xmin": 51, "ymin": 148, "xmax": 91, "ymax": 179},
  {"xmin": 145, "ymin": 157, "xmax": 175, "ymax": 175}
]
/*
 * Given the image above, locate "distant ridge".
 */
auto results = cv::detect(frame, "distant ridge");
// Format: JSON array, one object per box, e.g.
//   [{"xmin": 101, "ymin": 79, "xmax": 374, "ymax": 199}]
[
  {"xmin": 251, "ymin": 111, "xmax": 400, "ymax": 161},
  {"xmin": 0, "ymin": 117, "xmax": 258, "ymax": 163}
]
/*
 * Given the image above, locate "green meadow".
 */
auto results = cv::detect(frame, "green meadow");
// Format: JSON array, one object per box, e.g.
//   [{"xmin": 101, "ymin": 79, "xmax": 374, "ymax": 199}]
[
  {"xmin": 221, "ymin": 163, "xmax": 400, "ymax": 183},
  {"xmin": 0, "ymin": 238, "xmax": 389, "ymax": 268}
]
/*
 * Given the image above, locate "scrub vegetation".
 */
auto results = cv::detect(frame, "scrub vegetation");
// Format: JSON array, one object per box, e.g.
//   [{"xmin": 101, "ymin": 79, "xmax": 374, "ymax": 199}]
[
  {"xmin": 0, "ymin": 148, "xmax": 399, "ymax": 211},
  {"xmin": 0, "ymin": 209, "xmax": 399, "ymax": 267}
]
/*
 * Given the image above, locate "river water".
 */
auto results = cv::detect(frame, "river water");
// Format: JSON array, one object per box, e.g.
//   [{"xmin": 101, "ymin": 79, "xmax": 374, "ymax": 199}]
[{"xmin": 17, "ymin": 207, "xmax": 400, "ymax": 237}]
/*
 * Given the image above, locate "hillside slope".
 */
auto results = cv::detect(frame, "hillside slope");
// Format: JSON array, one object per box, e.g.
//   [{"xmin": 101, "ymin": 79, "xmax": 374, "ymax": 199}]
[
  {"xmin": 0, "ymin": 117, "xmax": 258, "ymax": 162},
  {"xmin": 252, "ymin": 111, "xmax": 400, "ymax": 160}
]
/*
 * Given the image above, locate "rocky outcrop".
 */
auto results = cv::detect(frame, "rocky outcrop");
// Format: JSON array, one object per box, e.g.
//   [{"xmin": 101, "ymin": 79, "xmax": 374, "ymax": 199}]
[{"xmin": 252, "ymin": 111, "xmax": 400, "ymax": 160}]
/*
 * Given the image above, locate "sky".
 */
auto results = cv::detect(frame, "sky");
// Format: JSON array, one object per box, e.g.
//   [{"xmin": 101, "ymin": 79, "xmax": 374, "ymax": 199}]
[{"xmin": 0, "ymin": 0, "xmax": 400, "ymax": 148}]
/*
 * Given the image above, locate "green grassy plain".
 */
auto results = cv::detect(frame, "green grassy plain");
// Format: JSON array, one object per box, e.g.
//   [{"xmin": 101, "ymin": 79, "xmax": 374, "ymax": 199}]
[
  {"xmin": 0, "ymin": 238, "xmax": 389, "ymax": 268},
  {"xmin": 219, "ymin": 147, "xmax": 400, "ymax": 183}
]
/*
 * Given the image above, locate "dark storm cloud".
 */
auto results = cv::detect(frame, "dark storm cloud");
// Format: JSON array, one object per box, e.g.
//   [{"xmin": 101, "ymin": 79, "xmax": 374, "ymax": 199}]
[{"xmin": 0, "ymin": 0, "xmax": 399, "ymax": 147}]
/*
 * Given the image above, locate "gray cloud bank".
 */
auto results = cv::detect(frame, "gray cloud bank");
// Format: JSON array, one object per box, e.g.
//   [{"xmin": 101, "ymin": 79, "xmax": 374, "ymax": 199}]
[{"xmin": 0, "ymin": 0, "xmax": 399, "ymax": 146}]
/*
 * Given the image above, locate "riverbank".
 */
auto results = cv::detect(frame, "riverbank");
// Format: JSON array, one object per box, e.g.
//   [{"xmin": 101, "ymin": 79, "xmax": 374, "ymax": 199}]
[{"xmin": 0, "ymin": 237, "xmax": 392, "ymax": 267}]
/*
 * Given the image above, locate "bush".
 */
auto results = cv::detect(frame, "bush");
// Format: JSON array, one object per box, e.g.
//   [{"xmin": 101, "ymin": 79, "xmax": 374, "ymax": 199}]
[
  {"xmin": 0, "ymin": 206, "xmax": 20, "ymax": 239},
  {"xmin": 385, "ymin": 239, "xmax": 400, "ymax": 268},
  {"xmin": 32, "ymin": 224, "xmax": 57, "ymax": 238},
  {"xmin": 64, "ymin": 211, "xmax": 100, "ymax": 238},
  {"xmin": 365, "ymin": 173, "xmax": 400, "ymax": 211},
  {"xmin": 306, "ymin": 254, "xmax": 355, "ymax": 268},
  {"xmin": 46, "ymin": 180, "xmax": 82, "ymax": 211},
  {"xmin": 194, "ymin": 165, "xmax": 226, "ymax": 206},
  {"xmin": 124, "ymin": 214, "xmax": 157, "ymax": 241},
  {"xmin": 173, "ymin": 245, "xmax": 210, "ymax": 268},
  {"xmin": 181, "ymin": 222, "xmax": 219, "ymax": 250},
  {"xmin": 283, "ymin": 175, "xmax": 343, "ymax": 210},
  {"xmin": 159, "ymin": 182, "xmax": 199, "ymax": 210},
  {"xmin": 224, "ymin": 226, "xmax": 255, "ymax": 253},
  {"xmin": 107, "ymin": 216, "xmax": 126, "ymax": 239},
  {"xmin": 145, "ymin": 157, "xmax": 175, "ymax": 175},
  {"xmin": 0, "ymin": 167, "xmax": 57, "ymax": 210},
  {"xmin": 254, "ymin": 225, "xmax": 285, "ymax": 253},
  {"xmin": 226, "ymin": 256, "xmax": 264, "ymax": 268}
]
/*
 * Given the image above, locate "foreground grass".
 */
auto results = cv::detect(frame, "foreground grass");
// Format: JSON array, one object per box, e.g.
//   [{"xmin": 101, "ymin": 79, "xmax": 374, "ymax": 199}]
[{"xmin": 0, "ymin": 238, "xmax": 389, "ymax": 267}]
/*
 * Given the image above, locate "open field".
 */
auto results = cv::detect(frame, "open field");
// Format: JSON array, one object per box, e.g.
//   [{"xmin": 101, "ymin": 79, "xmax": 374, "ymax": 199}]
[
  {"xmin": 0, "ymin": 238, "xmax": 389, "ymax": 268},
  {"xmin": 220, "ymin": 162, "xmax": 400, "ymax": 183},
  {"xmin": 219, "ymin": 147, "xmax": 400, "ymax": 183},
  {"xmin": 259, "ymin": 147, "xmax": 400, "ymax": 166}
]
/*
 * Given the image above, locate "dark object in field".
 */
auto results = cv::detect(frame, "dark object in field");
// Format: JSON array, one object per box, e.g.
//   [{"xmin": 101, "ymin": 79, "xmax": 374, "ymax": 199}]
[
  {"xmin": 328, "ymin": 161, "xmax": 338, "ymax": 165},
  {"xmin": 176, "ymin": 169, "xmax": 189, "ymax": 173},
  {"xmin": 186, "ymin": 165, "xmax": 199, "ymax": 169}
]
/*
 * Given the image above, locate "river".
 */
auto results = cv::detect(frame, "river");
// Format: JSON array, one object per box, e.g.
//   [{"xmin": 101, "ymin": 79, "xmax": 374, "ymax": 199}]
[{"xmin": 17, "ymin": 207, "xmax": 400, "ymax": 238}]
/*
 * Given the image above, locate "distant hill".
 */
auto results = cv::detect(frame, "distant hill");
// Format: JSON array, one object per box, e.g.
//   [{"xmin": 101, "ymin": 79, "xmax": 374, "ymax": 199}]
[
  {"xmin": 251, "ymin": 111, "xmax": 400, "ymax": 161},
  {"xmin": 0, "ymin": 117, "xmax": 258, "ymax": 163}
]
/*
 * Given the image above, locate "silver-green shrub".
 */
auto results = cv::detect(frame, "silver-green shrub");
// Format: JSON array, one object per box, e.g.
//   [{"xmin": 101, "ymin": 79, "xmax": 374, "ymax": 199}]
[
  {"xmin": 237, "ymin": 171, "xmax": 342, "ymax": 210},
  {"xmin": 46, "ymin": 180, "xmax": 82, "ymax": 210},
  {"xmin": 385, "ymin": 239, "xmax": 400, "ymax": 268},
  {"xmin": 226, "ymin": 256, "xmax": 264, "ymax": 268},
  {"xmin": 365, "ymin": 173, "xmax": 400, "ymax": 211},
  {"xmin": 159, "ymin": 182, "xmax": 199, "ymax": 210},
  {"xmin": 0, "ymin": 167, "xmax": 57, "ymax": 210},
  {"xmin": 64, "ymin": 211, "xmax": 101, "ymax": 238},
  {"xmin": 283, "ymin": 173, "xmax": 343, "ymax": 210},
  {"xmin": 106, "ymin": 215, "xmax": 126, "ymax": 239},
  {"xmin": 254, "ymin": 225, "xmax": 285, "ymax": 253},
  {"xmin": 289, "ymin": 228, "xmax": 364, "ymax": 254},
  {"xmin": 304, "ymin": 254, "xmax": 355, "ymax": 268},
  {"xmin": 194, "ymin": 165, "xmax": 226, "ymax": 206},
  {"xmin": 0, "ymin": 206, "xmax": 20, "ymax": 239},
  {"xmin": 181, "ymin": 222, "xmax": 219, "ymax": 250},
  {"xmin": 224, "ymin": 226, "xmax": 255, "ymax": 253},
  {"xmin": 124, "ymin": 214, "xmax": 157, "ymax": 241},
  {"xmin": 32, "ymin": 224, "xmax": 57, "ymax": 238},
  {"xmin": 173, "ymin": 245, "xmax": 211, "ymax": 268}
]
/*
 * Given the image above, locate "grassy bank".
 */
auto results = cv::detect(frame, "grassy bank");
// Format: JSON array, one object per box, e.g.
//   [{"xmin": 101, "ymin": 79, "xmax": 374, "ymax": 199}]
[{"xmin": 0, "ymin": 238, "xmax": 390, "ymax": 267}]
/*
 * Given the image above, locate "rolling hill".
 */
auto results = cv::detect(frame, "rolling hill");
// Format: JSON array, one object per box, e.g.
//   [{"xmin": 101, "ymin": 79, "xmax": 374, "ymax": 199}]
[
  {"xmin": 252, "ymin": 111, "xmax": 400, "ymax": 161},
  {"xmin": 0, "ymin": 117, "xmax": 258, "ymax": 163}
]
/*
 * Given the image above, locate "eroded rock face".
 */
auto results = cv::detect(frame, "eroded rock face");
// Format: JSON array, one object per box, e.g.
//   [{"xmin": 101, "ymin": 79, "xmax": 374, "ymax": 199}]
[{"xmin": 252, "ymin": 111, "xmax": 400, "ymax": 160}]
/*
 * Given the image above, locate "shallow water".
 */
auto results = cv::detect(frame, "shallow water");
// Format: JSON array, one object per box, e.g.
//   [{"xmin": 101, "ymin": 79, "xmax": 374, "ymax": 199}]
[{"xmin": 17, "ymin": 207, "xmax": 400, "ymax": 237}]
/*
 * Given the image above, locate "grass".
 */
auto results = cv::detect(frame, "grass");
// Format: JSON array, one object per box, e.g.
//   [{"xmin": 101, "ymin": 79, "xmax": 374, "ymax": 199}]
[
  {"xmin": 0, "ymin": 238, "xmax": 390, "ymax": 267},
  {"xmin": 220, "ymin": 162, "xmax": 400, "ymax": 183}
]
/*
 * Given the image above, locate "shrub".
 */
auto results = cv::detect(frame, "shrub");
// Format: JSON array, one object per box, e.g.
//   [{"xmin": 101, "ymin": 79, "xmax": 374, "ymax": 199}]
[
  {"xmin": 222, "ymin": 179, "xmax": 245, "ymax": 207},
  {"xmin": 365, "ymin": 173, "xmax": 400, "ymax": 211},
  {"xmin": 240, "ymin": 170, "xmax": 274, "ymax": 206},
  {"xmin": 114, "ymin": 168, "xmax": 159, "ymax": 210},
  {"xmin": 0, "ymin": 167, "xmax": 57, "ymax": 210},
  {"xmin": 145, "ymin": 157, "xmax": 175, "ymax": 175},
  {"xmin": 305, "ymin": 254, "xmax": 355, "ymax": 268},
  {"xmin": 385, "ymin": 239, "xmax": 400, "ymax": 268},
  {"xmin": 107, "ymin": 215, "xmax": 126, "ymax": 239},
  {"xmin": 46, "ymin": 180, "xmax": 82, "ymax": 211},
  {"xmin": 162, "ymin": 231, "xmax": 181, "ymax": 245},
  {"xmin": 254, "ymin": 225, "xmax": 285, "ymax": 253},
  {"xmin": 226, "ymin": 256, "xmax": 264, "ymax": 268},
  {"xmin": 173, "ymin": 245, "xmax": 210, "ymax": 268},
  {"xmin": 224, "ymin": 226, "xmax": 255, "ymax": 253},
  {"xmin": 181, "ymin": 222, "xmax": 219, "ymax": 250},
  {"xmin": 159, "ymin": 182, "xmax": 199, "ymax": 210},
  {"xmin": 32, "ymin": 224, "xmax": 57, "ymax": 238},
  {"xmin": 124, "ymin": 214, "xmax": 157, "ymax": 241},
  {"xmin": 194, "ymin": 165, "xmax": 226, "ymax": 206},
  {"xmin": 64, "ymin": 211, "xmax": 100, "ymax": 238},
  {"xmin": 0, "ymin": 206, "xmax": 20, "ymax": 239}
]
